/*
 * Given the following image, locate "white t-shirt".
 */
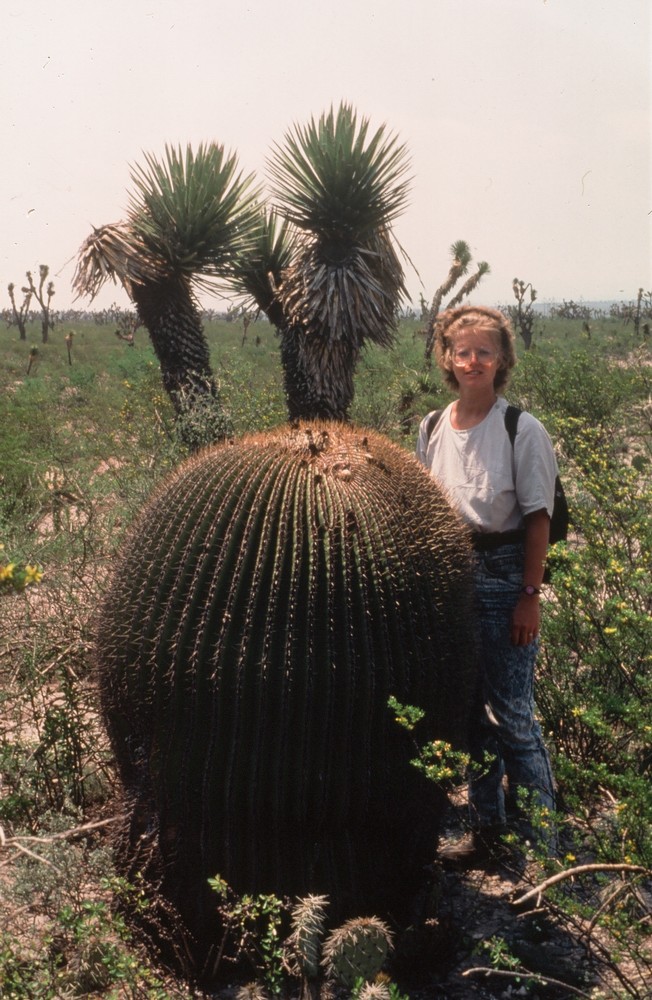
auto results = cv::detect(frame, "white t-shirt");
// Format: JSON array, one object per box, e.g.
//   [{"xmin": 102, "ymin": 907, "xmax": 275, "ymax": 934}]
[{"xmin": 415, "ymin": 398, "xmax": 558, "ymax": 534}]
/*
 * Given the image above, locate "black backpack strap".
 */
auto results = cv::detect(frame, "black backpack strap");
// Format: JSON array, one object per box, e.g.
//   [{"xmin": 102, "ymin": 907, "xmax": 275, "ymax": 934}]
[
  {"xmin": 504, "ymin": 404, "xmax": 522, "ymax": 448},
  {"xmin": 425, "ymin": 409, "xmax": 443, "ymax": 440}
]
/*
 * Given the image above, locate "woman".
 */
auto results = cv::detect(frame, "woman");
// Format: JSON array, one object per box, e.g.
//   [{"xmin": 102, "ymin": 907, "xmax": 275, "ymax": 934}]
[{"xmin": 416, "ymin": 305, "xmax": 556, "ymax": 864}]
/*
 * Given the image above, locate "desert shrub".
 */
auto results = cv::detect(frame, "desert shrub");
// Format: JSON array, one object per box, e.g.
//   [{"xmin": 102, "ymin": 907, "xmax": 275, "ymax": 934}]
[
  {"xmin": 538, "ymin": 421, "xmax": 652, "ymax": 868},
  {"xmin": 352, "ymin": 333, "xmax": 451, "ymax": 441},
  {"xmin": 212, "ymin": 354, "xmax": 287, "ymax": 434},
  {"xmin": 510, "ymin": 347, "xmax": 644, "ymax": 425},
  {"xmin": 0, "ymin": 843, "xmax": 192, "ymax": 999}
]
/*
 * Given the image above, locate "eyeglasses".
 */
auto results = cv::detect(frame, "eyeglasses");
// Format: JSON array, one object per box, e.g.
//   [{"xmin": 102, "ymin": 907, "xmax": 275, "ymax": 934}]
[{"xmin": 451, "ymin": 347, "xmax": 497, "ymax": 365}]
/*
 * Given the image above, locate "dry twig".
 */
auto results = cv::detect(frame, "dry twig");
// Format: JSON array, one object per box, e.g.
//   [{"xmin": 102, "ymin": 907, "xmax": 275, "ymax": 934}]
[
  {"xmin": 462, "ymin": 964, "xmax": 593, "ymax": 998},
  {"xmin": 512, "ymin": 863, "xmax": 650, "ymax": 908},
  {"xmin": 0, "ymin": 815, "xmax": 125, "ymax": 870}
]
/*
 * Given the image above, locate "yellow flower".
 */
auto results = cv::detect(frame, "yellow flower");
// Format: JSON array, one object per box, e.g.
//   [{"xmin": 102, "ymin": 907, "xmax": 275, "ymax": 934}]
[
  {"xmin": 0, "ymin": 563, "xmax": 16, "ymax": 582},
  {"xmin": 24, "ymin": 565, "xmax": 43, "ymax": 585},
  {"xmin": 603, "ymin": 627, "xmax": 617, "ymax": 635}
]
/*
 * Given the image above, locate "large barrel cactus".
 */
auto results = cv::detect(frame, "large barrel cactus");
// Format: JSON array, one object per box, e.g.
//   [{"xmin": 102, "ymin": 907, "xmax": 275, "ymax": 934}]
[{"xmin": 96, "ymin": 422, "xmax": 477, "ymax": 975}]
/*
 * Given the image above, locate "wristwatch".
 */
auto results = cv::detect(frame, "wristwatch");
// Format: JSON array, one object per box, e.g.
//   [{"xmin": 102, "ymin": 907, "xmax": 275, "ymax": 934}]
[{"xmin": 521, "ymin": 585, "xmax": 541, "ymax": 596}]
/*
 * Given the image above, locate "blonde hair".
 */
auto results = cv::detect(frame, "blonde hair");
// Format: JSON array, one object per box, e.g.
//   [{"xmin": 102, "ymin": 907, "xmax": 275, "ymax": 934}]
[{"xmin": 434, "ymin": 305, "xmax": 517, "ymax": 391}]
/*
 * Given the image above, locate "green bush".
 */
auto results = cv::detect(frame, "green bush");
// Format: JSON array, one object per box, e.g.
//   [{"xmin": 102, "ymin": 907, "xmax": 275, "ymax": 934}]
[
  {"xmin": 510, "ymin": 348, "xmax": 644, "ymax": 425},
  {"xmin": 539, "ymin": 421, "xmax": 652, "ymax": 866}
]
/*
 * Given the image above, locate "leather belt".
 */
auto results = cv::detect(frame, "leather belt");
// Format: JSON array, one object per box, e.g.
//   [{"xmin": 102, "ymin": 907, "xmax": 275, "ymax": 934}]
[{"xmin": 470, "ymin": 529, "xmax": 525, "ymax": 551}]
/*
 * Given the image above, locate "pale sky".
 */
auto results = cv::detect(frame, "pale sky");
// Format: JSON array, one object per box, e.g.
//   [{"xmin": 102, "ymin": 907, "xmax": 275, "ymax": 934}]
[{"xmin": 3, "ymin": 0, "xmax": 650, "ymax": 313}]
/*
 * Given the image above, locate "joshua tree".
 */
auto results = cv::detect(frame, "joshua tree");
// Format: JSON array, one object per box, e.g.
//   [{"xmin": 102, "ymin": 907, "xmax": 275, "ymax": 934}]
[
  {"xmin": 632, "ymin": 287, "xmax": 652, "ymax": 338},
  {"xmin": 113, "ymin": 305, "xmax": 141, "ymax": 345},
  {"xmin": 25, "ymin": 265, "xmax": 55, "ymax": 343},
  {"xmin": 508, "ymin": 277, "xmax": 538, "ymax": 350},
  {"xmin": 7, "ymin": 281, "xmax": 32, "ymax": 341},
  {"xmin": 73, "ymin": 144, "xmax": 260, "ymax": 446},
  {"xmin": 422, "ymin": 241, "xmax": 490, "ymax": 363},
  {"xmin": 232, "ymin": 103, "xmax": 411, "ymax": 420}
]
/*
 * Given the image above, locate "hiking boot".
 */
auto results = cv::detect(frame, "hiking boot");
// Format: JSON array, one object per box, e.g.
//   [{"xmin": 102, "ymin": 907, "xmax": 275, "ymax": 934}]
[{"xmin": 438, "ymin": 827, "xmax": 509, "ymax": 868}]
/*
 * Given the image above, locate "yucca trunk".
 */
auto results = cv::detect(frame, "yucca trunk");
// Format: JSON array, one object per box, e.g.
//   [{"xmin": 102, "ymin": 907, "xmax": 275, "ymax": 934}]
[
  {"xmin": 96, "ymin": 423, "xmax": 478, "ymax": 979},
  {"xmin": 273, "ymin": 233, "xmax": 403, "ymax": 421},
  {"xmin": 130, "ymin": 277, "xmax": 215, "ymax": 404},
  {"xmin": 131, "ymin": 276, "xmax": 231, "ymax": 446},
  {"xmin": 279, "ymin": 325, "xmax": 359, "ymax": 420}
]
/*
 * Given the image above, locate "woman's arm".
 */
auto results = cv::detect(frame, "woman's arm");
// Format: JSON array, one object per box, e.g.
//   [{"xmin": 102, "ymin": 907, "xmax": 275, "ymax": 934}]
[{"xmin": 510, "ymin": 508, "xmax": 550, "ymax": 646}]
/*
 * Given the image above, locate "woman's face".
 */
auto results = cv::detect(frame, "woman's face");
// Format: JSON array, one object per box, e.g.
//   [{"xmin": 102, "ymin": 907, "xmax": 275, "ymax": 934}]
[{"xmin": 448, "ymin": 326, "xmax": 501, "ymax": 389}]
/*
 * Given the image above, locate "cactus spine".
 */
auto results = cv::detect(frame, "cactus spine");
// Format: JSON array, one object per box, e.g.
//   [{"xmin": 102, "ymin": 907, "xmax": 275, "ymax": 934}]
[
  {"xmin": 358, "ymin": 983, "xmax": 392, "ymax": 1000},
  {"xmin": 96, "ymin": 422, "xmax": 477, "ymax": 975},
  {"xmin": 322, "ymin": 916, "xmax": 393, "ymax": 988}
]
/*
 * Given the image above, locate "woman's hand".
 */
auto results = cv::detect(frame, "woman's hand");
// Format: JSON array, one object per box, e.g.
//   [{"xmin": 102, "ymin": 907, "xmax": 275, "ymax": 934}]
[
  {"xmin": 511, "ymin": 593, "xmax": 541, "ymax": 646},
  {"xmin": 511, "ymin": 508, "xmax": 550, "ymax": 645}
]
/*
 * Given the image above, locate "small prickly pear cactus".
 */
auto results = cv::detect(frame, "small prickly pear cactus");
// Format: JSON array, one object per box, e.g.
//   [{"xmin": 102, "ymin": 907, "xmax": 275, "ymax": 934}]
[
  {"xmin": 288, "ymin": 894, "xmax": 329, "ymax": 979},
  {"xmin": 322, "ymin": 916, "xmax": 393, "ymax": 988},
  {"xmin": 96, "ymin": 421, "xmax": 477, "ymax": 976}
]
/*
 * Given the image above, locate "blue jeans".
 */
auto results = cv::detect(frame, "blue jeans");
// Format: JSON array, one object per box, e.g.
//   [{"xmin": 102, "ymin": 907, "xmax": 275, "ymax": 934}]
[{"xmin": 468, "ymin": 544, "xmax": 556, "ymax": 837}]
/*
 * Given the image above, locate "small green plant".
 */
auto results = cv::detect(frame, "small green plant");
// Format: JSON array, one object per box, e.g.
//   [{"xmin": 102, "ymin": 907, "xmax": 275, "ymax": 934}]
[
  {"xmin": 512, "ymin": 348, "xmax": 642, "ymax": 425},
  {"xmin": 0, "ymin": 656, "xmax": 99, "ymax": 824},
  {"xmin": 208, "ymin": 877, "xmax": 287, "ymax": 994},
  {"xmin": 390, "ymin": 695, "xmax": 471, "ymax": 789},
  {"xmin": 481, "ymin": 934, "xmax": 522, "ymax": 972},
  {"xmin": 387, "ymin": 694, "xmax": 425, "ymax": 731}
]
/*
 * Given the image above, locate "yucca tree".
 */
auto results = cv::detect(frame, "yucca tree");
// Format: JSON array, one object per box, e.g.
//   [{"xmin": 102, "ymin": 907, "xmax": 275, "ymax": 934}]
[
  {"xmin": 422, "ymin": 240, "xmax": 491, "ymax": 363},
  {"xmin": 233, "ymin": 104, "xmax": 411, "ymax": 420},
  {"xmin": 447, "ymin": 259, "xmax": 491, "ymax": 308},
  {"xmin": 73, "ymin": 144, "xmax": 260, "ymax": 444}
]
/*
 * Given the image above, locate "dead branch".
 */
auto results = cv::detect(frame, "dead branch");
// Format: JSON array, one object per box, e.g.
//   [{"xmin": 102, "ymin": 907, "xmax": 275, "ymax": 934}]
[
  {"xmin": 582, "ymin": 881, "xmax": 631, "ymax": 944},
  {"xmin": 462, "ymin": 965, "xmax": 593, "ymax": 998},
  {"xmin": 3, "ymin": 840, "xmax": 62, "ymax": 871},
  {"xmin": 512, "ymin": 863, "xmax": 650, "ymax": 908},
  {"xmin": 1, "ymin": 815, "xmax": 125, "ymax": 847}
]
